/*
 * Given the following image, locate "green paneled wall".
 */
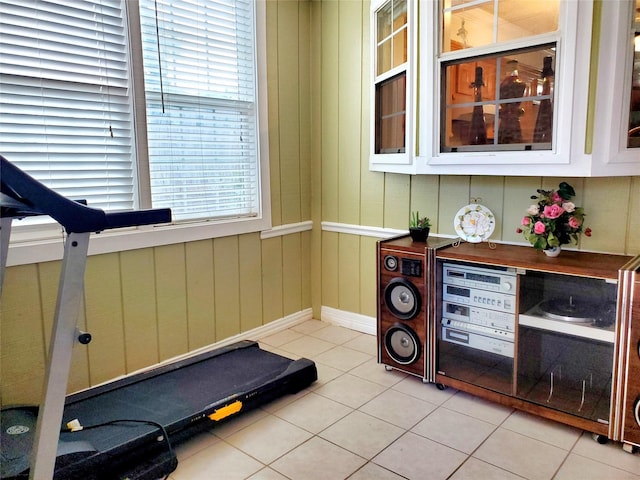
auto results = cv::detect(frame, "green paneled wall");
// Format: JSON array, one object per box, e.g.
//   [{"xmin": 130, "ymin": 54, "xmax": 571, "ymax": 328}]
[
  {"xmin": 2, "ymin": 236, "xmax": 313, "ymax": 405},
  {"xmin": 3, "ymin": 0, "xmax": 640, "ymax": 407},
  {"xmin": 2, "ymin": 265, "xmax": 46, "ymax": 403}
]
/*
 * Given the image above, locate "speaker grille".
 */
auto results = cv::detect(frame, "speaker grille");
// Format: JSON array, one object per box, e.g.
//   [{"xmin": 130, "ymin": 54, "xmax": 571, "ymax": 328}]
[
  {"xmin": 384, "ymin": 277, "xmax": 421, "ymax": 320},
  {"xmin": 384, "ymin": 323, "xmax": 421, "ymax": 365}
]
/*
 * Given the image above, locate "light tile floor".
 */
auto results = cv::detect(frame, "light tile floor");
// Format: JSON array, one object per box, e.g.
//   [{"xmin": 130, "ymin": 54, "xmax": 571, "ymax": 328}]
[{"xmin": 167, "ymin": 320, "xmax": 640, "ymax": 480}]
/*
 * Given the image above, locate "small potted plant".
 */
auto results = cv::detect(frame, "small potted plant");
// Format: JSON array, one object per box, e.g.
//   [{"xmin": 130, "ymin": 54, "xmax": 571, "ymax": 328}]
[{"xmin": 409, "ymin": 212, "xmax": 431, "ymax": 242}]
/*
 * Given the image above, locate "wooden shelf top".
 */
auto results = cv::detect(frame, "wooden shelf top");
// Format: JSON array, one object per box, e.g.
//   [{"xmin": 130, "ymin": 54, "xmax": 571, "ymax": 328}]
[
  {"xmin": 379, "ymin": 235, "xmax": 455, "ymax": 253},
  {"xmin": 436, "ymin": 241, "xmax": 635, "ymax": 280}
]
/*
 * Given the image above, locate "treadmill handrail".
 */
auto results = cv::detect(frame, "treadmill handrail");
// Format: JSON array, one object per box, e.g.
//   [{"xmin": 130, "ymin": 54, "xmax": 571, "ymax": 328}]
[{"xmin": 1, "ymin": 155, "xmax": 171, "ymax": 232}]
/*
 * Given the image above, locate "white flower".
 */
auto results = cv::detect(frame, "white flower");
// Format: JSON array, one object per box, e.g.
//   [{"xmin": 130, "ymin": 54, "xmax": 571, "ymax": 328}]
[
  {"xmin": 526, "ymin": 204, "xmax": 539, "ymax": 215},
  {"xmin": 562, "ymin": 202, "xmax": 576, "ymax": 213}
]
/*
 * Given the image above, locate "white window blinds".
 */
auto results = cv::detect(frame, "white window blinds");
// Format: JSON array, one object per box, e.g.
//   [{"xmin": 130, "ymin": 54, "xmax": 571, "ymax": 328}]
[
  {"xmin": 0, "ymin": 0, "xmax": 135, "ymax": 212},
  {"xmin": 139, "ymin": 0, "xmax": 260, "ymax": 222}
]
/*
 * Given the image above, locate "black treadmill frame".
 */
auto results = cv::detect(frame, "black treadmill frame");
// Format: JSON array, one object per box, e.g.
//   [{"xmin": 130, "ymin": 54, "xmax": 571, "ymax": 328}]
[{"xmin": 51, "ymin": 340, "xmax": 316, "ymax": 479}]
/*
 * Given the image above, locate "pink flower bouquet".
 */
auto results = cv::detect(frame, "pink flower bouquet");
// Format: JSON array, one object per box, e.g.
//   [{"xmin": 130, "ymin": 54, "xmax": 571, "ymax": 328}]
[{"xmin": 516, "ymin": 182, "xmax": 591, "ymax": 251}]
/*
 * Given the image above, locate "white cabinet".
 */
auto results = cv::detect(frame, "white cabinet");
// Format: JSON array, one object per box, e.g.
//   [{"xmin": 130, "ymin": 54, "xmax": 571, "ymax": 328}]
[{"xmin": 370, "ymin": 0, "xmax": 640, "ymax": 176}]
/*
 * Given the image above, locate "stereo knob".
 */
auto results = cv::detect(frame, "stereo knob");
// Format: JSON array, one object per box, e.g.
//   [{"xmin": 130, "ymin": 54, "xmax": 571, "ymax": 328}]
[{"xmin": 502, "ymin": 281, "xmax": 512, "ymax": 291}]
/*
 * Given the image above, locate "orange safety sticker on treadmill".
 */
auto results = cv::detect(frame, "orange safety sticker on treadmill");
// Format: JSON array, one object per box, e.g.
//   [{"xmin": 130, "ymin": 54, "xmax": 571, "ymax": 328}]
[{"xmin": 208, "ymin": 400, "xmax": 243, "ymax": 421}]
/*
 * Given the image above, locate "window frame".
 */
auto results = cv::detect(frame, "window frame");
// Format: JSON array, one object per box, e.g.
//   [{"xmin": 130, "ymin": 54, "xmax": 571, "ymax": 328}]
[
  {"xmin": 591, "ymin": 0, "xmax": 640, "ymax": 171},
  {"xmin": 369, "ymin": 0, "xmax": 418, "ymax": 169},
  {"xmin": 421, "ymin": 0, "xmax": 584, "ymax": 169},
  {"xmin": 6, "ymin": 0, "xmax": 271, "ymax": 266}
]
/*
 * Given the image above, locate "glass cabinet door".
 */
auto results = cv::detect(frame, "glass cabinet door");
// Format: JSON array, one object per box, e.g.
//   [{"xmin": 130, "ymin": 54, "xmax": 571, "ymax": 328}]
[
  {"xmin": 435, "ymin": 261, "xmax": 517, "ymax": 396},
  {"xmin": 517, "ymin": 271, "xmax": 617, "ymax": 423}
]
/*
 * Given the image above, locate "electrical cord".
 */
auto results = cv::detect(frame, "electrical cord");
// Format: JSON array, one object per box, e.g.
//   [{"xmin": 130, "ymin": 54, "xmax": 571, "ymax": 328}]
[{"xmin": 60, "ymin": 418, "xmax": 176, "ymax": 480}]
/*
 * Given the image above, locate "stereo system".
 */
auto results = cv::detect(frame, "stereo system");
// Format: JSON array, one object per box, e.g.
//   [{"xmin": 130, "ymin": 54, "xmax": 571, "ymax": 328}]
[
  {"xmin": 378, "ymin": 237, "xmax": 640, "ymax": 454},
  {"xmin": 440, "ymin": 263, "xmax": 517, "ymax": 358}
]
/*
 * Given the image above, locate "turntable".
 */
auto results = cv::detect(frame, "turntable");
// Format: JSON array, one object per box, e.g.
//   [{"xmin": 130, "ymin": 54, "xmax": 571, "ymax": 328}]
[
  {"xmin": 537, "ymin": 296, "xmax": 615, "ymax": 327},
  {"xmin": 538, "ymin": 295, "xmax": 613, "ymax": 326}
]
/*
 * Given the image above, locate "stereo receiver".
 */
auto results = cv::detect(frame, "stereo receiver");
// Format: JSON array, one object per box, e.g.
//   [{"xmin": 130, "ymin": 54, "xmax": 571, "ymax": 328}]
[{"xmin": 443, "ymin": 263, "xmax": 516, "ymax": 294}]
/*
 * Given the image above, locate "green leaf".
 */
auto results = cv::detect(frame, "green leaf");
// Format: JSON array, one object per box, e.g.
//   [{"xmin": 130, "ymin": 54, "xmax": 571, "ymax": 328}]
[
  {"xmin": 533, "ymin": 237, "xmax": 548, "ymax": 250},
  {"xmin": 558, "ymin": 182, "xmax": 575, "ymax": 199}
]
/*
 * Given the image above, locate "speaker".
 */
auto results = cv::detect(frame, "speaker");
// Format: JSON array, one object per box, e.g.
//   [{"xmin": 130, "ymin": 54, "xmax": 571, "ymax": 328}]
[
  {"xmin": 384, "ymin": 322, "xmax": 422, "ymax": 365},
  {"xmin": 377, "ymin": 240, "xmax": 429, "ymax": 379}
]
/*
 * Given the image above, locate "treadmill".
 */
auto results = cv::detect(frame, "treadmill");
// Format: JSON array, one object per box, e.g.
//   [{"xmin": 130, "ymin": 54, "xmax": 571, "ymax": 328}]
[{"xmin": 0, "ymin": 155, "xmax": 317, "ymax": 479}]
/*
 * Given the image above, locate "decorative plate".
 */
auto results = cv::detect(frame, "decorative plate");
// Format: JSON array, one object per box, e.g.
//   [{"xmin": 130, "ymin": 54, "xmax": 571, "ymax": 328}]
[{"xmin": 454, "ymin": 204, "xmax": 495, "ymax": 243}]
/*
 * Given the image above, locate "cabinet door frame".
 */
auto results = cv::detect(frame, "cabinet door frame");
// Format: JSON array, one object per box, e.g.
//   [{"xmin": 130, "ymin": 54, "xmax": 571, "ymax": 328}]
[
  {"xmin": 591, "ymin": 0, "xmax": 639, "ymax": 174},
  {"xmin": 417, "ymin": 0, "xmax": 590, "ymax": 174},
  {"xmin": 369, "ymin": 0, "xmax": 418, "ymax": 170}
]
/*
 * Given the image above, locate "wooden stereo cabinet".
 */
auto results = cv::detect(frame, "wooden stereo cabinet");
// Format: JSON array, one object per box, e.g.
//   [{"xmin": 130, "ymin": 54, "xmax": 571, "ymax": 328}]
[
  {"xmin": 432, "ymin": 242, "xmax": 640, "ymax": 451},
  {"xmin": 618, "ymin": 256, "xmax": 640, "ymax": 451}
]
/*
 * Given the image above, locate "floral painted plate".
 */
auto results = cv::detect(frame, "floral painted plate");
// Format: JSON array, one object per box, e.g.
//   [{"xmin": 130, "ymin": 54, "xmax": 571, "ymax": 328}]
[{"xmin": 454, "ymin": 204, "xmax": 495, "ymax": 243}]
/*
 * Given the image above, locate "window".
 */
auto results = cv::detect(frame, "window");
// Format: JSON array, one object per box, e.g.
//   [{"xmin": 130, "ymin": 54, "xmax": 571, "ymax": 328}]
[
  {"xmin": 373, "ymin": 0, "xmax": 593, "ymax": 174},
  {"xmin": 139, "ymin": 0, "xmax": 264, "ymax": 222},
  {"xmin": 376, "ymin": 72, "xmax": 406, "ymax": 154},
  {"xmin": 412, "ymin": 0, "xmax": 591, "ymax": 172},
  {"xmin": 0, "ymin": 0, "xmax": 269, "ymax": 240},
  {"xmin": 0, "ymin": 0, "xmax": 135, "ymax": 214},
  {"xmin": 592, "ymin": 0, "xmax": 640, "ymax": 170},
  {"xmin": 442, "ymin": 45, "xmax": 556, "ymax": 152},
  {"xmin": 371, "ymin": 0, "xmax": 416, "ymax": 167},
  {"xmin": 375, "ymin": 0, "xmax": 407, "ymax": 155},
  {"xmin": 440, "ymin": 1, "xmax": 560, "ymax": 153}
]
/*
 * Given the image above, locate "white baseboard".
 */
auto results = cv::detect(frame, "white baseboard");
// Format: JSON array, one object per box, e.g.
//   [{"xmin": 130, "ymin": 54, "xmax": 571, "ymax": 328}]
[
  {"xmin": 85, "ymin": 308, "xmax": 315, "ymax": 390},
  {"xmin": 231, "ymin": 308, "xmax": 315, "ymax": 344},
  {"xmin": 173, "ymin": 308, "xmax": 315, "ymax": 361},
  {"xmin": 77, "ymin": 307, "xmax": 378, "ymax": 396},
  {"xmin": 320, "ymin": 306, "xmax": 376, "ymax": 335}
]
